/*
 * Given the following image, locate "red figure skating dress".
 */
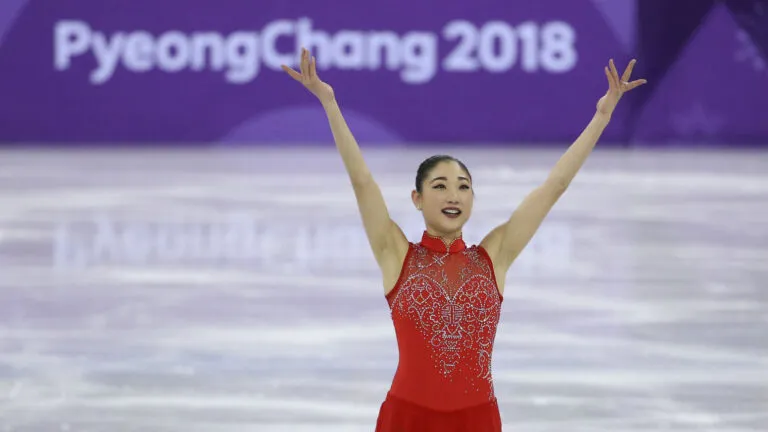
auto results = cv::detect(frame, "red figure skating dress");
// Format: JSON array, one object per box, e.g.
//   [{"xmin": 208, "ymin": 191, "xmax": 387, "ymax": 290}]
[{"xmin": 375, "ymin": 231, "xmax": 504, "ymax": 432}]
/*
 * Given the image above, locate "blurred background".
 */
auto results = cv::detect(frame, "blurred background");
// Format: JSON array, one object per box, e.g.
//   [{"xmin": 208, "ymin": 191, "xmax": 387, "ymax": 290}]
[{"xmin": 0, "ymin": 1, "xmax": 767, "ymax": 431}]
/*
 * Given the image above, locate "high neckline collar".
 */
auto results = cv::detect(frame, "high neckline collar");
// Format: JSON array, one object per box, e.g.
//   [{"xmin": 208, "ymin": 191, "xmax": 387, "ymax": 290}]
[{"xmin": 420, "ymin": 231, "xmax": 466, "ymax": 254}]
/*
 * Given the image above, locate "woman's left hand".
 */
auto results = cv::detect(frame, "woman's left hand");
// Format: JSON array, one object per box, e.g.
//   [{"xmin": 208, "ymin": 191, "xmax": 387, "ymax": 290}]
[{"xmin": 596, "ymin": 58, "xmax": 647, "ymax": 116}]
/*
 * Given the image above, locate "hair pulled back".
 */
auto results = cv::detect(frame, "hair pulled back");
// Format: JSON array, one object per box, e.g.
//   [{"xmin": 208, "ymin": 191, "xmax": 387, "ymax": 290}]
[{"xmin": 415, "ymin": 155, "xmax": 472, "ymax": 193}]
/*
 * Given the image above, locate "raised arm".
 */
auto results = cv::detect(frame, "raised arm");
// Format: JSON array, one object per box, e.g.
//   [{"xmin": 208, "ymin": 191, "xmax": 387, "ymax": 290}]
[
  {"xmin": 282, "ymin": 48, "xmax": 408, "ymax": 290},
  {"xmin": 481, "ymin": 59, "xmax": 646, "ymax": 291}
]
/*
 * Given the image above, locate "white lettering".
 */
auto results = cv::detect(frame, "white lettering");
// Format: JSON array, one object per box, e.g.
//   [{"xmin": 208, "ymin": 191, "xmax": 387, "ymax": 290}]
[
  {"xmin": 540, "ymin": 21, "xmax": 577, "ymax": 73},
  {"xmin": 54, "ymin": 20, "xmax": 91, "ymax": 70},
  {"xmin": 401, "ymin": 32, "xmax": 438, "ymax": 84},
  {"xmin": 52, "ymin": 18, "xmax": 578, "ymax": 85},
  {"xmin": 367, "ymin": 31, "xmax": 401, "ymax": 70},
  {"xmin": 332, "ymin": 30, "xmax": 365, "ymax": 69},
  {"xmin": 225, "ymin": 32, "xmax": 259, "ymax": 83},
  {"xmin": 156, "ymin": 31, "xmax": 190, "ymax": 73},
  {"xmin": 190, "ymin": 33, "xmax": 227, "ymax": 71},
  {"xmin": 123, "ymin": 31, "xmax": 155, "ymax": 72},
  {"xmin": 261, "ymin": 20, "xmax": 295, "ymax": 70},
  {"xmin": 90, "ymin": 32, "xmax": 125, "ymax": 84},
  {"xmin": 478, "ymin": 21, "xmax": 516, "ymax": 72},
  {"xmin": 442, "ymin": 20, "xmax": 577, "ymax": 75},
  {"xmin": 442, "ymin": 20, "xmax": 480, "ymax": 72},
  {"xmin": 296, "ymin": 18, "xmax": 331, "ymax": 69},
  {"xmin": 517, "ymin": 21, "xmax": 539, "ymax": 72}
]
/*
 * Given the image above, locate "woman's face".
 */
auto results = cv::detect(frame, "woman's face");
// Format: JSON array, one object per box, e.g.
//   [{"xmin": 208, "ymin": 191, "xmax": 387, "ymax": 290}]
[{"xmin": 412, "ymin": 160, "xmax": 473, "ymax": 238}]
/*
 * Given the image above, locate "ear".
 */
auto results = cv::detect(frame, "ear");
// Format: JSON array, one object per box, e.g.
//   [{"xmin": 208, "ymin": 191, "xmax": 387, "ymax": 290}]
[{"xmin": 411, "ymin": 190, "xmax": 422, "ymax": 211}]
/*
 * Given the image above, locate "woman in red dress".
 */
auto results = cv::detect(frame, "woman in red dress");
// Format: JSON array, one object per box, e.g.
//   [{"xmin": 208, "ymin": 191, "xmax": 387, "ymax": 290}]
[{"xmin": 282, "ymin": 48, "xmax": 646, "ymax": 431}]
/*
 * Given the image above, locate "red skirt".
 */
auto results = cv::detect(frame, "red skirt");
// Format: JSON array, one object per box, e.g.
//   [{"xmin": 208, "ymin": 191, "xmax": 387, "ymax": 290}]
[{"xmin": 375, "ymin": 393, "xmax": 502, "ymax": 432}]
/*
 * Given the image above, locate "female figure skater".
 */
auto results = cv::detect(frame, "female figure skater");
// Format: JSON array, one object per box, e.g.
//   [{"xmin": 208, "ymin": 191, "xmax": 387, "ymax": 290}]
[{"xmin": 282, "ymin": 48, "xmax": 646, "ymax": 431}]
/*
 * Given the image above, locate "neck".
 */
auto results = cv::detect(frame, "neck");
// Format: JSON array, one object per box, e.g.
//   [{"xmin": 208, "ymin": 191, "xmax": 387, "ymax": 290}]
[
  {"xmin": 421, "ymin": 229, "xmax": 466, "ymax": 254},
  {"xmin": 425, "ymin": 228, "xmax": 462, "ymax": 243}
]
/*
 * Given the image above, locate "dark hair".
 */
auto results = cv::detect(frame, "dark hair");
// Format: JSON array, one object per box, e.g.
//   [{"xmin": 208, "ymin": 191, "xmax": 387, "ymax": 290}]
[{"xmin": 415, "ymin": 155, "xmax": 472, "ymax": 193}]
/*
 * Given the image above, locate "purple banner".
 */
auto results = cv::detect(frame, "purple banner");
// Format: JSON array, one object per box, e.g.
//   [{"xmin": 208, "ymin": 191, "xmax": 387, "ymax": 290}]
[
  {"xmin": 0, "ymin": 0, "xmax": 765, "ymax": 145},
  {"xmin": 633, "ymin": 3, "xmax": 768, "ymax": 145}
]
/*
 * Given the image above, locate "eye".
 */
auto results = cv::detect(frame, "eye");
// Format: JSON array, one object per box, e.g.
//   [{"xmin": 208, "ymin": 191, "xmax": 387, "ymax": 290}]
[
  {"xmin": 433, "ymin": 184, "xmax": 446, "ymax": 189},
  {"xmin": 460, "ymin": 184, "xmax": 471, "ymax": 190}
]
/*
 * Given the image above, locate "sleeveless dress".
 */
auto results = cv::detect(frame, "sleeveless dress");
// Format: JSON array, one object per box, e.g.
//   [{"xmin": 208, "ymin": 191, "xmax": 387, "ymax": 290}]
[{"xmin": 375, "ymin": 231, "xmax": 504, "ymax": 432}]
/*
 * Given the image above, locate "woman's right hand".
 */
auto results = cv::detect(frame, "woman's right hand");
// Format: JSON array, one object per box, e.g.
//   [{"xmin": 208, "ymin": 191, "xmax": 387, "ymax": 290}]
[{"xmin": 282, "ymin": 47, "xmax": 335, "ymax": 105}]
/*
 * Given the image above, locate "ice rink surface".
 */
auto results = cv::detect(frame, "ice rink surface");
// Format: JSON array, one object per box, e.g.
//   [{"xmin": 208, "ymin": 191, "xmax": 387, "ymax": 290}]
[{"xmin": 0, "ymin": 147, "xmax": 766, "ymax": 431}]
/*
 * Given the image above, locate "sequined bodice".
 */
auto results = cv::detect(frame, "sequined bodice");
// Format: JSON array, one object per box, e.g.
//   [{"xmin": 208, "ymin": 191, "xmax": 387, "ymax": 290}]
[{"xmin": 385, "ymin": 232, "xmax": 503, "ymax": 411}]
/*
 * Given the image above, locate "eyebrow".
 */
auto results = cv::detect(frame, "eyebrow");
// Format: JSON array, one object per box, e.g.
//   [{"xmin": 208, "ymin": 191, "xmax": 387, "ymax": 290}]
[{"xmin": 430, "ymin": 176, "xmax": 471, "ymax": 183}]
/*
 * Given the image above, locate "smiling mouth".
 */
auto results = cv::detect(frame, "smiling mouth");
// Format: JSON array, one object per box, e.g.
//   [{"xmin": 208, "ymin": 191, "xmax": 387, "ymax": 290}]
[{"xmin": 442, "ymin": 208, "xmax": 461, "ymax": 218}]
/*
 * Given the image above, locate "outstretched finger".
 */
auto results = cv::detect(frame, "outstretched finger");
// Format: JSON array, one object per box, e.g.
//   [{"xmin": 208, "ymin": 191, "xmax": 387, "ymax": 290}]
[
  {"xmin": 625, "ymin": 78, "xmax": 648, "ymax": 91},
  {"xmin": 299, "ymin": 48, "xmax": 308, "ymax": 77},
  {"xmin": 606, "ymin": 64, "xmax": 618, "ymax": 90},
  {"xmin": 609, "ymin": 59, "xmax": 620, "ymax": 84},
  {"xmin": 604, "ymin": 66, "xmax": 614, "ymax": 90},
  {"xmin": 281, "ymin": 65, "xmax": 303, "ymax": 82},
  {"xmin": 310, "ymin": 55, "xmax": 317, "ymax": 78},
  {"xmin": 622, "ymin": 59, "xmax": 636, "ymax": 82}
]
